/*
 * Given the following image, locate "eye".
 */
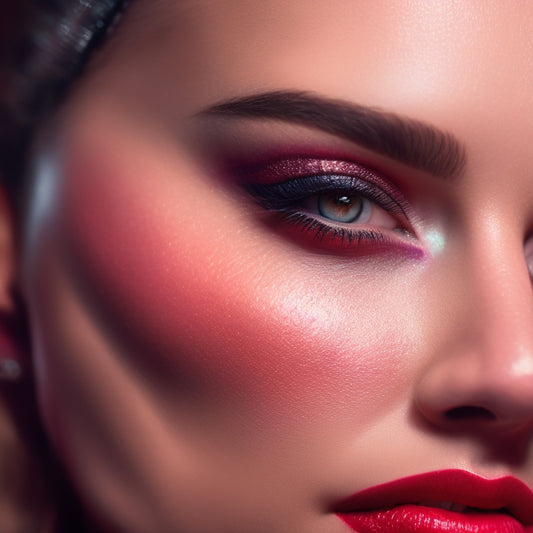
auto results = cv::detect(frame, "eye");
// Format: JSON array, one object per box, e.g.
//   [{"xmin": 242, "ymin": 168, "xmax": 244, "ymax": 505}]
[
  {"xmin": 304, "ymin": 191, "xmax": 398, "ymax": 230},
  {"xmin": 240, "ymin": 157, "xmax": 421, "ymax": 256}
]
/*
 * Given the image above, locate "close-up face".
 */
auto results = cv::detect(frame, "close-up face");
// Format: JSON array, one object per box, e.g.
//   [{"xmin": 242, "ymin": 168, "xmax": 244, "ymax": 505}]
[{"xmin": 18, "ymin": 1, "xmax": 533, "ymax": 532}]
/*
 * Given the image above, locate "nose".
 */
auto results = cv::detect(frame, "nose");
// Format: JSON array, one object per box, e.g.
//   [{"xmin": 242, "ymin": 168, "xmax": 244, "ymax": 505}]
[{"xmin": 415, "ymin": 229, "xmax": 533, "ymax": 434}]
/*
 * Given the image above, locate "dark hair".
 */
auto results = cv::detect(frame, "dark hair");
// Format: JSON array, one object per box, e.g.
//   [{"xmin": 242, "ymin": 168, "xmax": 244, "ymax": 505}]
[
  {"xmin": 0, "ymin": 4, "xmax": 133, "ymax": 530},
  {"xmin": 0, "ymin": 0, "xmax": 130, "ymax": 186}
]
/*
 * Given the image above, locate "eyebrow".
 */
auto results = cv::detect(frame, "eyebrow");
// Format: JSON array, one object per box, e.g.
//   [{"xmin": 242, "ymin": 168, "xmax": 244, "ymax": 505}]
[{"xmin": 199, "ymin": 90, "xmax": 466, "ymax": 179}]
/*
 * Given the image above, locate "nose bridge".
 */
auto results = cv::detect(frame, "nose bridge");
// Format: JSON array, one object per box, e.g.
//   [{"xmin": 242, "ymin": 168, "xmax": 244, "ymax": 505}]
[
  {"xmin": 466, "ymin": 224, "xmax": 533, "ymax": 423},
  {"xmin": 466, "ymin": 219, "xmax": 533, "ymax": 368},
  {"xmin": 416, "ymin": 214, "xmax": 533, "ymax": 429}
]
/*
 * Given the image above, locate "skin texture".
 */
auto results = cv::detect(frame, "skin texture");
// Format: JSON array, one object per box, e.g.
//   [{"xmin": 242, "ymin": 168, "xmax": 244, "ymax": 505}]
[{"xmin": 14, "ymin": 0, "xmax": 533, "ymax": 531}]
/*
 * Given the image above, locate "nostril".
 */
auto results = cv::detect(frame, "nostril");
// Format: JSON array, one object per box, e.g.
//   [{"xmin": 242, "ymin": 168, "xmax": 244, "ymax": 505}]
[{"xmin": 445, "ymin": 406, "xmax": 497, "ymax": 421}]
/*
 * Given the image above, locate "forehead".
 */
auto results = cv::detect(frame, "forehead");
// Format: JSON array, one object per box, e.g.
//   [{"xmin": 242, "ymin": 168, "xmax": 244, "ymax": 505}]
[
  {"xmin": 99, "ymin": 0, "xmax": 533, "ymax": 124},
  {"xmin": 80, "ymin": 0, "xmax": 533, "ymax": 185}
]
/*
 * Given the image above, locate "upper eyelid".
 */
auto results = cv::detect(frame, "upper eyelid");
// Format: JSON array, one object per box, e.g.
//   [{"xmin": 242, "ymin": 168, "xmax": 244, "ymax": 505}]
[
  {"xmin": 245, "ymin": 175, "xmax": 407, "ymax": 218},
  {"xmin": 236, "ymin": 157, "xmax": 406, "ymax": 202},
  {"xmin": 238, "ymin": 157, "xmax": 412, "ymax": 217},
  {"xmin": 237, "ymin": 157, "xmax": 387, "ymax": 184}
]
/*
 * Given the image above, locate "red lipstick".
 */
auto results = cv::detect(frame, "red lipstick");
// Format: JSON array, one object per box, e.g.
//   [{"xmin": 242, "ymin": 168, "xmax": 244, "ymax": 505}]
[{"xmin": 335, "ymin": 470, "xmax": 533, "ymax": 532}]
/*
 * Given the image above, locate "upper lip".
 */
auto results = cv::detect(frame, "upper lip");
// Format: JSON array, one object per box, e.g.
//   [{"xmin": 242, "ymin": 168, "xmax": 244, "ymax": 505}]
[{"xmin": 333, "ymin": 469, "xmax": 533, "ymax": 525}]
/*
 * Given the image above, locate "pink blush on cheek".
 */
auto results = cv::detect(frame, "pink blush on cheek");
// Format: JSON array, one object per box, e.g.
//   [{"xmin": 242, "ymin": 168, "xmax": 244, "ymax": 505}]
[{"xmin": 51, "ymin": 137, "xmax": 412, "ymax": 432}]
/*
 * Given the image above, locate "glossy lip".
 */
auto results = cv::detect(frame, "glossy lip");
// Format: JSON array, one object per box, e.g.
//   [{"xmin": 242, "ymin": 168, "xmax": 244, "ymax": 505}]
[{"xmin": 334, "ymin": 469, "xmax": 533, "ymax": 532}]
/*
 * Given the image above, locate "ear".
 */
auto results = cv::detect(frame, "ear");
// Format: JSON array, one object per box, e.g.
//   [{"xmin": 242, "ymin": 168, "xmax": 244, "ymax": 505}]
[
  {"xmin": 0, "ymin": 181, "xmax": 62, "ymax": 532},
  {"xmin": 0, "ymin": 185, "xmax": 26, "ymax": 381}
]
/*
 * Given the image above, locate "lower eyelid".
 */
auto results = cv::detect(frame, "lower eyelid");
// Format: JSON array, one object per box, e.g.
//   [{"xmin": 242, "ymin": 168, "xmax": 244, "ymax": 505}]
[{"xmin": 273, "ymin": 211, "xmax": 424, "ymax": 258}]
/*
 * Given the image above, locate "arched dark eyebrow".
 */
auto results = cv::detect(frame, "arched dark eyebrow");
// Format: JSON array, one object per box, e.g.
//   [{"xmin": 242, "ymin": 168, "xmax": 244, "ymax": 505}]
[{"xmin": 199, "ymin": 90, "xmax": 466, "ymax": 179}]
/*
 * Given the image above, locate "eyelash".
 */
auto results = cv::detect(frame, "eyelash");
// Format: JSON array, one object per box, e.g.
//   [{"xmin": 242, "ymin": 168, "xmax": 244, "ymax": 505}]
[{"xmin": 243, "ymin": 164, "xmax": 419, "ymax": 254}]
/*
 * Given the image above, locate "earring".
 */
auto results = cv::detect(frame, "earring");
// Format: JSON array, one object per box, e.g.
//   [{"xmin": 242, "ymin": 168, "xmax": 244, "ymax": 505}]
[{"xmin": 0, "ymin": 358, "xmax": 22, "ymax": 380}]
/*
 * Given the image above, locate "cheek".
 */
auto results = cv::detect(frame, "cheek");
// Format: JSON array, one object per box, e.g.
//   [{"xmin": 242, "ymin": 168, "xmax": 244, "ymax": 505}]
[{"xmin": 29, "ymin": 134, "xmax": 424, "ymax": 437}]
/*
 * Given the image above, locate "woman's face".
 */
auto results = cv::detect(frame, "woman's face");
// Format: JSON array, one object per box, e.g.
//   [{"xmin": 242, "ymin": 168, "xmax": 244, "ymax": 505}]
[{"xmin": 20, "ymin": 1, "xmax": 533, "ymax": 532}]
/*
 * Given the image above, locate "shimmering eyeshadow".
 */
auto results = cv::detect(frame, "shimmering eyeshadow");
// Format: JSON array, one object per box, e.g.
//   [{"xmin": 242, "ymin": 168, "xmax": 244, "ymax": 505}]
[
  {"xmin": 239, "ymin": 157, "xmax": 410, "ymax": 216},
  {"xmin": 244, "ymin": 172, "xmax": 406, "ymax": 219},
  {"xmin": 241, "ymin": 158, "xmax": 387, "ymax": 184},
  {"xmin": 237, "ymin": 156, "xmax": 425, "ymax": 258}
]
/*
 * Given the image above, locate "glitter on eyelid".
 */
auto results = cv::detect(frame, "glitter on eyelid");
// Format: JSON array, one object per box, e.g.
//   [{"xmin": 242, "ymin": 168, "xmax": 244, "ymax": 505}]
[
  {"xmin": 243, "ymin": 158, "xmax": 383, "ymax": 184},
  {"xmin": 269, "ymin": 158, "xmax": 359, "ymax": 176},
  {"xmin": 425, "ymin": 229, "xmax": 445, "ymax": 255}
]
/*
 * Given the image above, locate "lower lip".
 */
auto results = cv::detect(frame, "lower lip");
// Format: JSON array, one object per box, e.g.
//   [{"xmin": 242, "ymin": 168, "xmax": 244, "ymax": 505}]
[{"xmin": 338, "ymin": 505, "xmax": 532, "ymax": 533}]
